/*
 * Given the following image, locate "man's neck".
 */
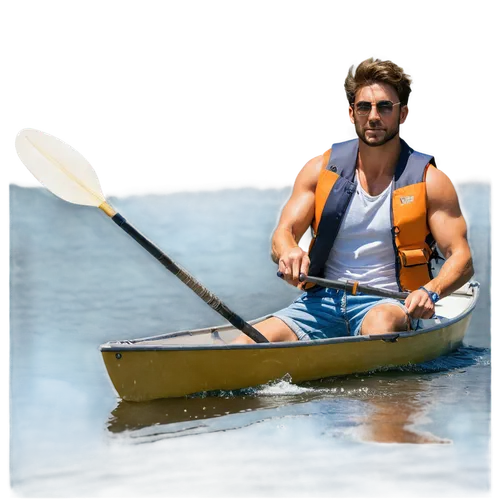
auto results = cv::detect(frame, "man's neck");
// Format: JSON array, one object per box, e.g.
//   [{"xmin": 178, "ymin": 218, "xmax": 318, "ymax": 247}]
[{"xmin": 357, "ymin": 136, "xmax": 401, "ymax": 180}]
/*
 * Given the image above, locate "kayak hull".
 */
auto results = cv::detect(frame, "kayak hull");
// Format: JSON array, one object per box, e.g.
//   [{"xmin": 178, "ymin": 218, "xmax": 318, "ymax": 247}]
[{"xmin": 100, "ymin": 284, "xmax": 478, "ymax": 401}]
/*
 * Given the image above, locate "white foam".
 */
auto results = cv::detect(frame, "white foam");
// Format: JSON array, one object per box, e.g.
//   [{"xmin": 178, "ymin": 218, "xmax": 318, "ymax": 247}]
[
  {"xmin": 254, "ymin": 376, "xmax": 372, "ymax": 398},
  {"xmin": 255, "ymin": 375, "xmax": 321, "ymax": 396}
]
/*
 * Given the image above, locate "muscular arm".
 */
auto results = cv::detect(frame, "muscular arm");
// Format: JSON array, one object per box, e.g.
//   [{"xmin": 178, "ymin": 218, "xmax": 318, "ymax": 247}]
[
  {"xmin": 424, "ymin": 166, "xmax": 474, "ymax": 297},
  {"xmin": 271, "ymin": 154, "xmax": 323, "ymax": 284}
]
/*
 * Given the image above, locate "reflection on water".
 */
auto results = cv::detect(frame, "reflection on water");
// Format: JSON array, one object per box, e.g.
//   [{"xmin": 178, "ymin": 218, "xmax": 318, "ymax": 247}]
[
  {"xmin": 350, "ymin": 379, "xmax": 452, "ymax": 444},
  {"xmin": 108, "ymin": 385, "xmax": 311, "ymax": 441},
  {"xmin": 108, "ymin": 345, "xmax": 488, "ymax": 445}
]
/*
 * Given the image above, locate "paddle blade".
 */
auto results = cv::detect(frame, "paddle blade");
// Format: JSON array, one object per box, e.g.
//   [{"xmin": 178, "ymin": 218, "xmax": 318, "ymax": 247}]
[{"xmin": 15, "ymin": 128, "xmax": 106, "ymax": 207}]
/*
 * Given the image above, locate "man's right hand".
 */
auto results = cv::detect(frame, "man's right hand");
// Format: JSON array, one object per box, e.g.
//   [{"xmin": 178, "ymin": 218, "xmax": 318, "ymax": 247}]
[{"xmin": 278, "ymin": 246, "xmax": 310, "ymax": 287}]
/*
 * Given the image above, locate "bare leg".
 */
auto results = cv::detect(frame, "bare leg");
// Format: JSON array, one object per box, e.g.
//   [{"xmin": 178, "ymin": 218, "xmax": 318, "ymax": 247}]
[
  {"xmin": 360, "ymin": 303, "xmax": 409, "ymax": 335},
  {"xmin": 231, "ymin": 317, "xmax": 299, "ymax": 344}
]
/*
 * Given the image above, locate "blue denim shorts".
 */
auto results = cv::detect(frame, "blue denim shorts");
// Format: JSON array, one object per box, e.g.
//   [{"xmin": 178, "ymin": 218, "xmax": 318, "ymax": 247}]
[{"xmin": 273, "ymin": 286, "xmax": 417, "ymax": 341}]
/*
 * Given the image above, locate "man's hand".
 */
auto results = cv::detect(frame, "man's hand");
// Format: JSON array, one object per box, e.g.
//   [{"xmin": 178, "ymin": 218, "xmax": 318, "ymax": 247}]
[
  {"xmin": 404, "ymin": 288, "xmax": 435, "ymax": 319},
  {"xmin": 278, "ymin": 246, "xmax": 310, "ymax": 287}
]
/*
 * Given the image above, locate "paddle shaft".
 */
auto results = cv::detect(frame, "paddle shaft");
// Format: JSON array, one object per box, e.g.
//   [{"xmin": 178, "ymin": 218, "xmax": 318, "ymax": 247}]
[
  {"xmin": 278, "ymin": 272, "xmax": 408, "ymax": 300},
  {"xmin": 112, "ymin": 213, "xmax": 269, "ymax": 343}
]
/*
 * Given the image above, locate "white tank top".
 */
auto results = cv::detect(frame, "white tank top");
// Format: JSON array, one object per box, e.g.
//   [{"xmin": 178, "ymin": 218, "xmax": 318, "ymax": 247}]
[{"xmin": 324, "ymin": 171, "xmax": 398, "ymax": 292}]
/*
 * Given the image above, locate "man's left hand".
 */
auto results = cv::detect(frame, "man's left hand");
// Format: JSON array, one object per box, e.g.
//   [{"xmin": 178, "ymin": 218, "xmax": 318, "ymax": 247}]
[{"xmin": 404, "ymin": 289, "xmax": 436, "ymax": 319}]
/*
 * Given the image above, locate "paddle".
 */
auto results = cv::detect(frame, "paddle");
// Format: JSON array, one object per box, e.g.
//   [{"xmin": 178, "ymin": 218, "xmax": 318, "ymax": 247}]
[
  {"xmin": 277, "ymin": 271, "xmax": 409, "ymax": 300},
  {"xmin": 15, "ymin": 128, "xmax": 269, "ymax": 344}
]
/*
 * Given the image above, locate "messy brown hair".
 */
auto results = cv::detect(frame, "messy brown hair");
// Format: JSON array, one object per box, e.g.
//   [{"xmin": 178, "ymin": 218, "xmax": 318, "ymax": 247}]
[{"xmin": 345, "ymin": 58, "xmax": 412, "ymax": 105}]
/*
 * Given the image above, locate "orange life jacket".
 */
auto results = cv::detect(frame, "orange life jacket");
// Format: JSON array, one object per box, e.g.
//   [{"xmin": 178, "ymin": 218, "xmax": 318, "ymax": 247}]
[{"xmin": 308, "ymin": 139, "xmax": 437, "ymax": 292}]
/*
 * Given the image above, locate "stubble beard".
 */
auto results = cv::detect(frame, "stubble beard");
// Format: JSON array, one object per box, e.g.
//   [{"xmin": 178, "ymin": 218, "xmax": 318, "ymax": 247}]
[{"xmin": 355, "ymin": 118, "xmax": 400, "ymax": 148}]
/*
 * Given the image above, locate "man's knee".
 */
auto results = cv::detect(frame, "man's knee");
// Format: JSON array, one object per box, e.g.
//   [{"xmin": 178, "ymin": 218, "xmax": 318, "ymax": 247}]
[{"xmin": 360, "ymin": 304, "xmax": 408, "ymax": 335}]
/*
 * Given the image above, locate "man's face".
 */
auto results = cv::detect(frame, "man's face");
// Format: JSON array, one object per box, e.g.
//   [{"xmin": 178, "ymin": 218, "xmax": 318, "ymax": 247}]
[{"xmin": 349, "ymin": 82, "xmax": 408, "ymax": 147}]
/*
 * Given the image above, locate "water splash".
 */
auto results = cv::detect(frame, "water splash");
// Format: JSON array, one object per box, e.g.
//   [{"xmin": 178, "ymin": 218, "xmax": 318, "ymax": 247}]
[
  {"xmin": 253, "ymin": 374, "xmax": 320, "ymax": 396},
  {"xmin": 255, "ymin": 379, "xmax": 369, "ymax": 398},
  {"xmin": 188, "ymin": 374, "xmax": 370, "ymax": 399},
  {"xmin": 187, "ymin": 373, "xmax": 319, "ymax": 399}
]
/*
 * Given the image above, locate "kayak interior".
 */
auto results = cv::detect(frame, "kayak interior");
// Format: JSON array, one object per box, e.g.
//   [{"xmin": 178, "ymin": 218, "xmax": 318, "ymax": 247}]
[{"xmin": 100, "ymin": 282, "xmax": 478, "ymax": 351}]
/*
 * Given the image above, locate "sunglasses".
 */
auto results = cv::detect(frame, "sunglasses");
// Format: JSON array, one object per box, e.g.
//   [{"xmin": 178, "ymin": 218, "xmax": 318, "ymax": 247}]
[{"xmin": 352, "ymin": 100, "xmax": 401, "ymax": 116}]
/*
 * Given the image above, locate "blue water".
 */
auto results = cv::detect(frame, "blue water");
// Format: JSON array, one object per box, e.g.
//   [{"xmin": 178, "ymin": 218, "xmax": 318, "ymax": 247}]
[{"xmin": 9, "ymin": 183, "xmax": 490, "ymax": 496}]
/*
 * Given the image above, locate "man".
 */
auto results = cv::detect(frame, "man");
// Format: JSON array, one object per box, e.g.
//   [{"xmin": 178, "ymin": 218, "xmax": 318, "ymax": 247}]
[{"xmin": 235, "ymin": 58, "xmax": 474, "ymax": 343}]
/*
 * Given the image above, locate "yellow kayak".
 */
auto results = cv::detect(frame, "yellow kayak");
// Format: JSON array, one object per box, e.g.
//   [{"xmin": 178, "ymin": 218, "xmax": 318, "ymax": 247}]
[{"xmin": 100, "ymin": 282, "xmax": 479, "ymax": 401}]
